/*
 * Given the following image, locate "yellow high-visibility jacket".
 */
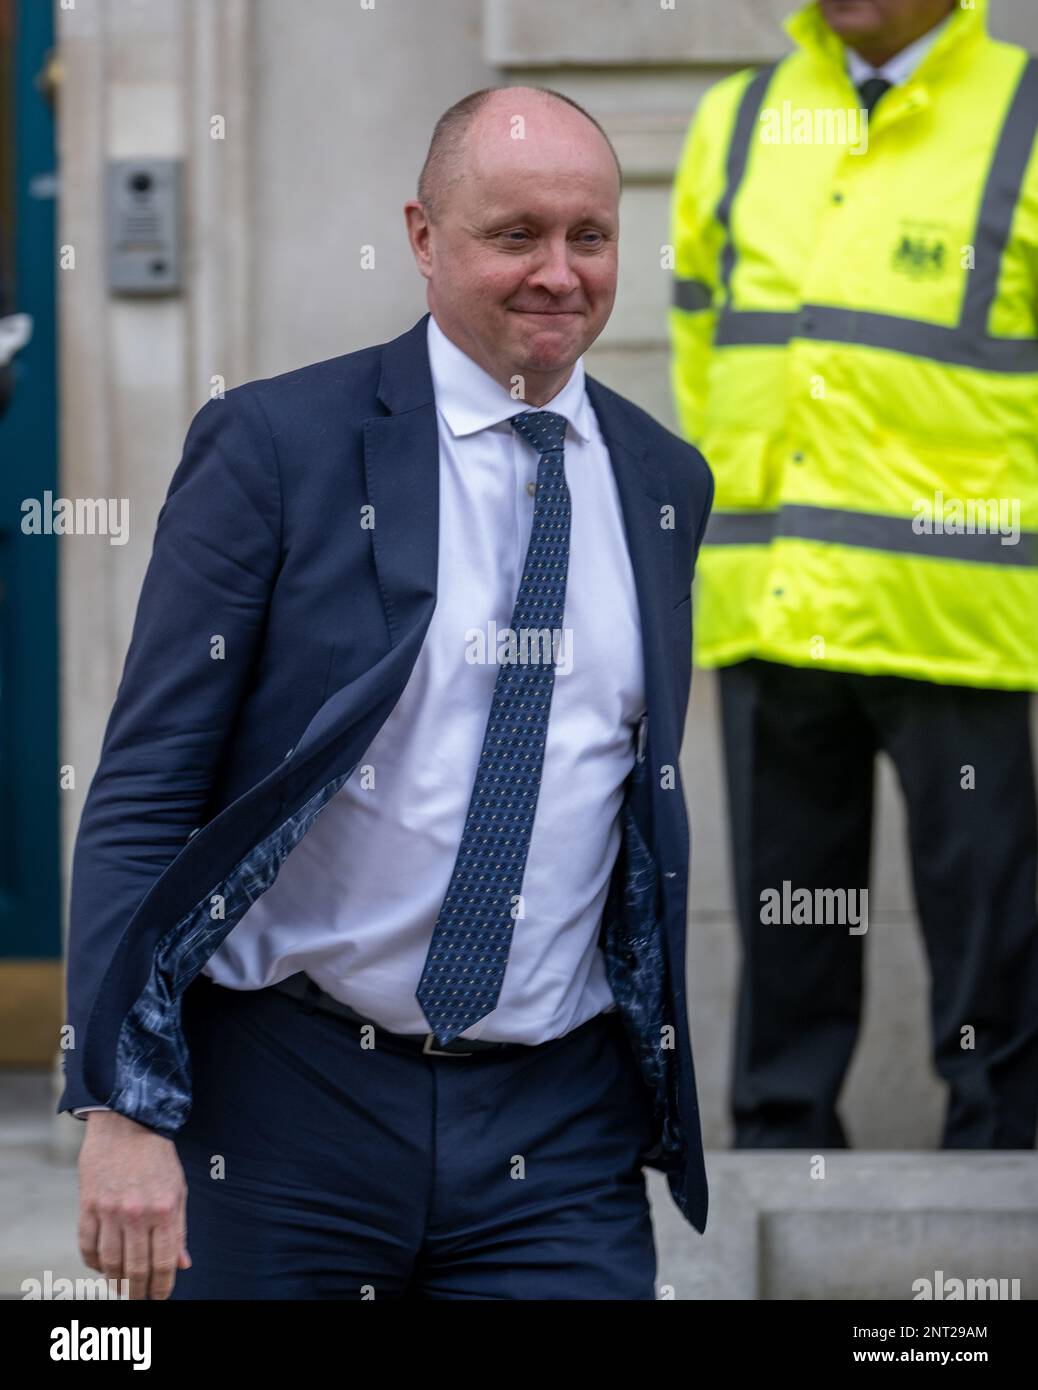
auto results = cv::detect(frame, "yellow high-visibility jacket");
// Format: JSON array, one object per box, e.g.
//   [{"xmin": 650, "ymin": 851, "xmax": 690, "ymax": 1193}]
[{"xmin": 670, "ymin": 0, "xmax": 1038, "ymax": 689}]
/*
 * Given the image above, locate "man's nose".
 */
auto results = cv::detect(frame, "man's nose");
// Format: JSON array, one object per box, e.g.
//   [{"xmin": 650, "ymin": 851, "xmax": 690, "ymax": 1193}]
[{"xmin": 527, "ymin": 240, "xmax": 582, "ymax": 296}]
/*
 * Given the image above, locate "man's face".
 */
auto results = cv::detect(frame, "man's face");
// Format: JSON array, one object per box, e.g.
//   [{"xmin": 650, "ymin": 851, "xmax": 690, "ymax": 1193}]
[
  {"xmin": 819, "ymin": 0, "xmax": 956, "ymax": 54},
  {"xmin": 406, "ymin": 95, "xmax": 620, "ymax": 394}
]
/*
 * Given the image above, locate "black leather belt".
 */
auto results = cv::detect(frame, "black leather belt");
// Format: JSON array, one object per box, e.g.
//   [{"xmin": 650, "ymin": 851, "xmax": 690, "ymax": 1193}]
[{"xmin": 270, "ymin": 971, "xmax": 537, "ymax": 1057}]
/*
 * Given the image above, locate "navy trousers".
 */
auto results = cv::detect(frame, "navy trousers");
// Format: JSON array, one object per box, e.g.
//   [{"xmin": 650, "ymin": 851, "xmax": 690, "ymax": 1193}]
[{"xmin": 168, "ymin": 974, "xmax": 659, "ymax": 1299}]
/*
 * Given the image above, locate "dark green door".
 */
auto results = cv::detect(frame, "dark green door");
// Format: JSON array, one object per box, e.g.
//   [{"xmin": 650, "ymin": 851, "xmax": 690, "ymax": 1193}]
[{"xmin": 0, "ymin": 0, "xmax": 59, "ymax": 967}]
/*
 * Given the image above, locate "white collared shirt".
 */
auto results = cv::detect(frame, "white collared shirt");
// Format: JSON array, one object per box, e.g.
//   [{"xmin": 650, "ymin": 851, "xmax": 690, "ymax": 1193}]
[
  {"xmin": 195, "ymin": 313, "xmax": 646, "ymax": 1042},
  {"xmin": 845, "ymin": 11, "xmax": 952, "ymax": 88}
]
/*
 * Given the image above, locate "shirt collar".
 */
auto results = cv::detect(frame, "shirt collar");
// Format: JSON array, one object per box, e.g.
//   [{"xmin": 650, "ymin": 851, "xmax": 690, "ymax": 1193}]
[
  {"xmin": 845, "ymin": 11, "xmax": 953, "ymax": 87},
  {"xmin": 427, "ymin": 311, "xmax": 593, "ymax": 445}
]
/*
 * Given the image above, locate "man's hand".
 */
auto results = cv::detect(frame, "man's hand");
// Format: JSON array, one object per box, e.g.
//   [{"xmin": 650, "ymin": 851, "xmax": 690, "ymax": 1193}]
[{"xmin": 78, "ymin": 1111, "xmax": 192, "ymax": 1300}]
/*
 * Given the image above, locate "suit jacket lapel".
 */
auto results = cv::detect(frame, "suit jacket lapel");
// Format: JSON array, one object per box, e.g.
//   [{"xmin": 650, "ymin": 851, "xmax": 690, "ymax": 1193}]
[
  {"xmin": 364, "ymin": 314, "xmax": 440, "ymax": 648},
  {"xmin": 584, "ymin": 376, "xmax": 680, "ymax": 752}
]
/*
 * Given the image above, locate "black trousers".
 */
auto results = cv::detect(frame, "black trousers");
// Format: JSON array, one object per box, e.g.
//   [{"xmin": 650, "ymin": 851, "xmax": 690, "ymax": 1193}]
[{"xmin": 719, "ymin": 658, "xmax": 1038, "ymax": 1149}]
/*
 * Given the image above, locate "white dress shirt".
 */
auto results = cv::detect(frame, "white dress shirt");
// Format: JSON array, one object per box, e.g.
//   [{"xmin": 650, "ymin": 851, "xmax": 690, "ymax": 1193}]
[
  {"xmin": 845, "ymin": 11, "xmax": 952, "ymax": 88},
  {"xmin": 69, "ymin": 310, "xmax": 649, "ymax": 1123}
]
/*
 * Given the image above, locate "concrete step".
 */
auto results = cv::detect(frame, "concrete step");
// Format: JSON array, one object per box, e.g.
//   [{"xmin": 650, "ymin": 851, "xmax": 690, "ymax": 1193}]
[{"xmin": 649, "ymin": 1153, "xmax": 1038, "ymax": 1300}]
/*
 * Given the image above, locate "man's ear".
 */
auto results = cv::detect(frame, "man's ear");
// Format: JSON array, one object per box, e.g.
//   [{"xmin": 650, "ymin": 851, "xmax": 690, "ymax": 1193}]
[{"xmin": 403, "ymin": 201, "xmax": 434, "ymax": 280}]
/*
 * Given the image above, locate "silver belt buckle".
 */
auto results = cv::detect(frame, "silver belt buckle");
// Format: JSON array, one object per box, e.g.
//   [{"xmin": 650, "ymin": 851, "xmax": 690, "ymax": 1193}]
[{"xmin": 422, "ymin": 1032, "xmax": 473, "ymax": 1057}]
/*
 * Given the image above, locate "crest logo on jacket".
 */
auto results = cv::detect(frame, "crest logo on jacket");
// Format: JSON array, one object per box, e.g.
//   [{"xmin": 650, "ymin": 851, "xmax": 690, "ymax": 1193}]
[{"xmin": 891, "ymin": 233, "xmax": 946, "ymax": 278}]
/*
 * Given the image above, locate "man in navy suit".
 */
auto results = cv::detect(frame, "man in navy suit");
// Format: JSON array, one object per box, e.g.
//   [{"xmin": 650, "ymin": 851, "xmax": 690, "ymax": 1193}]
[{"xmin": 63, "ymin": 85, "xmax": 714, "ymax": 1300}]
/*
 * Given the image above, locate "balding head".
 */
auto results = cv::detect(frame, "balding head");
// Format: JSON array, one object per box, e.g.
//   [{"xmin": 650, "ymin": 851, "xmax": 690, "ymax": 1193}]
[
  {"xmin": 418, "ymin": 86, "xmax": 623, "ymax": 223},
  {"xmin": 404, "ymin": 86, "xmax": 622, "ymax": 405}
]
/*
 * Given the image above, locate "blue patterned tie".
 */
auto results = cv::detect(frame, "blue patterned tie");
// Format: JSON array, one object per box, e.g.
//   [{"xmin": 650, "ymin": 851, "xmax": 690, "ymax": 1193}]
[{"xmin": 416, "ymin": 409, "xmax": 571, "ymax": 1044}]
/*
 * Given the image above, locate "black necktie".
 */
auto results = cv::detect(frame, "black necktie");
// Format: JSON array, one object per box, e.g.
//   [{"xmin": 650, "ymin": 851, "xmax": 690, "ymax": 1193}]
[{"xmin": 857, "ymin": 76, "xmax": 892, "ymax": 115}]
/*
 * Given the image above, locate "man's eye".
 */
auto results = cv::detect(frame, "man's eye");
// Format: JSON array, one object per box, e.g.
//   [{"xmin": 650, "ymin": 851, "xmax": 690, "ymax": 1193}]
[
  {"xmin": 578, "ymin": 231, "xmax": 604, "ymax": 246},
  {"xmin": 501, "ymin": 230, "xmax": 530, "ymax": 243}
]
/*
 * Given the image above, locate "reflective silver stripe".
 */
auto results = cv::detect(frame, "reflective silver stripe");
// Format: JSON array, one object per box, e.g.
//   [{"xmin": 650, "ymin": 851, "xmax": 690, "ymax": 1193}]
[
  {"xmin": 715, "ymin": 64, "xmax": 778, "ymax": 297},
  {"xmin": 960, "ymin": 56, "xmax": 1038, "ymax": 335},
  {"xmin": 714, "ymin": 304, "xmax": 1038, "ymax": 371},
  {"xmin": 781, "ymin": 503, "xmax": 1038, "ymax": 565},
  {"xmin": 715, "ymin": 310, "xmax": 797, "ymax": 348},
  {"xmin": 704, "ymin": 505, "xmax": 1038, "ymax": 566},
  {"xmin": 672, "ymin": 277, "xmax": 714, "ymax": 312},
  {"xmin": 703, "ymin": 511, "xmax": 778, "ymax": 546}
]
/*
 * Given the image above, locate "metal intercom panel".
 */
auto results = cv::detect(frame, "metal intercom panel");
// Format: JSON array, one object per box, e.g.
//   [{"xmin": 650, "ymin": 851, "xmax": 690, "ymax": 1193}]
[{"xmin": 106, "ymin": 158, "xmax": 182, "ymax": 295}]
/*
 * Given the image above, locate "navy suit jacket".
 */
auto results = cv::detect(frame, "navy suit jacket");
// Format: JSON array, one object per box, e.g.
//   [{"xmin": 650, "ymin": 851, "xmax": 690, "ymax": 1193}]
[{"xmin": 59, "ymin": 312, "xmax": 715, "ymax": 1234}]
